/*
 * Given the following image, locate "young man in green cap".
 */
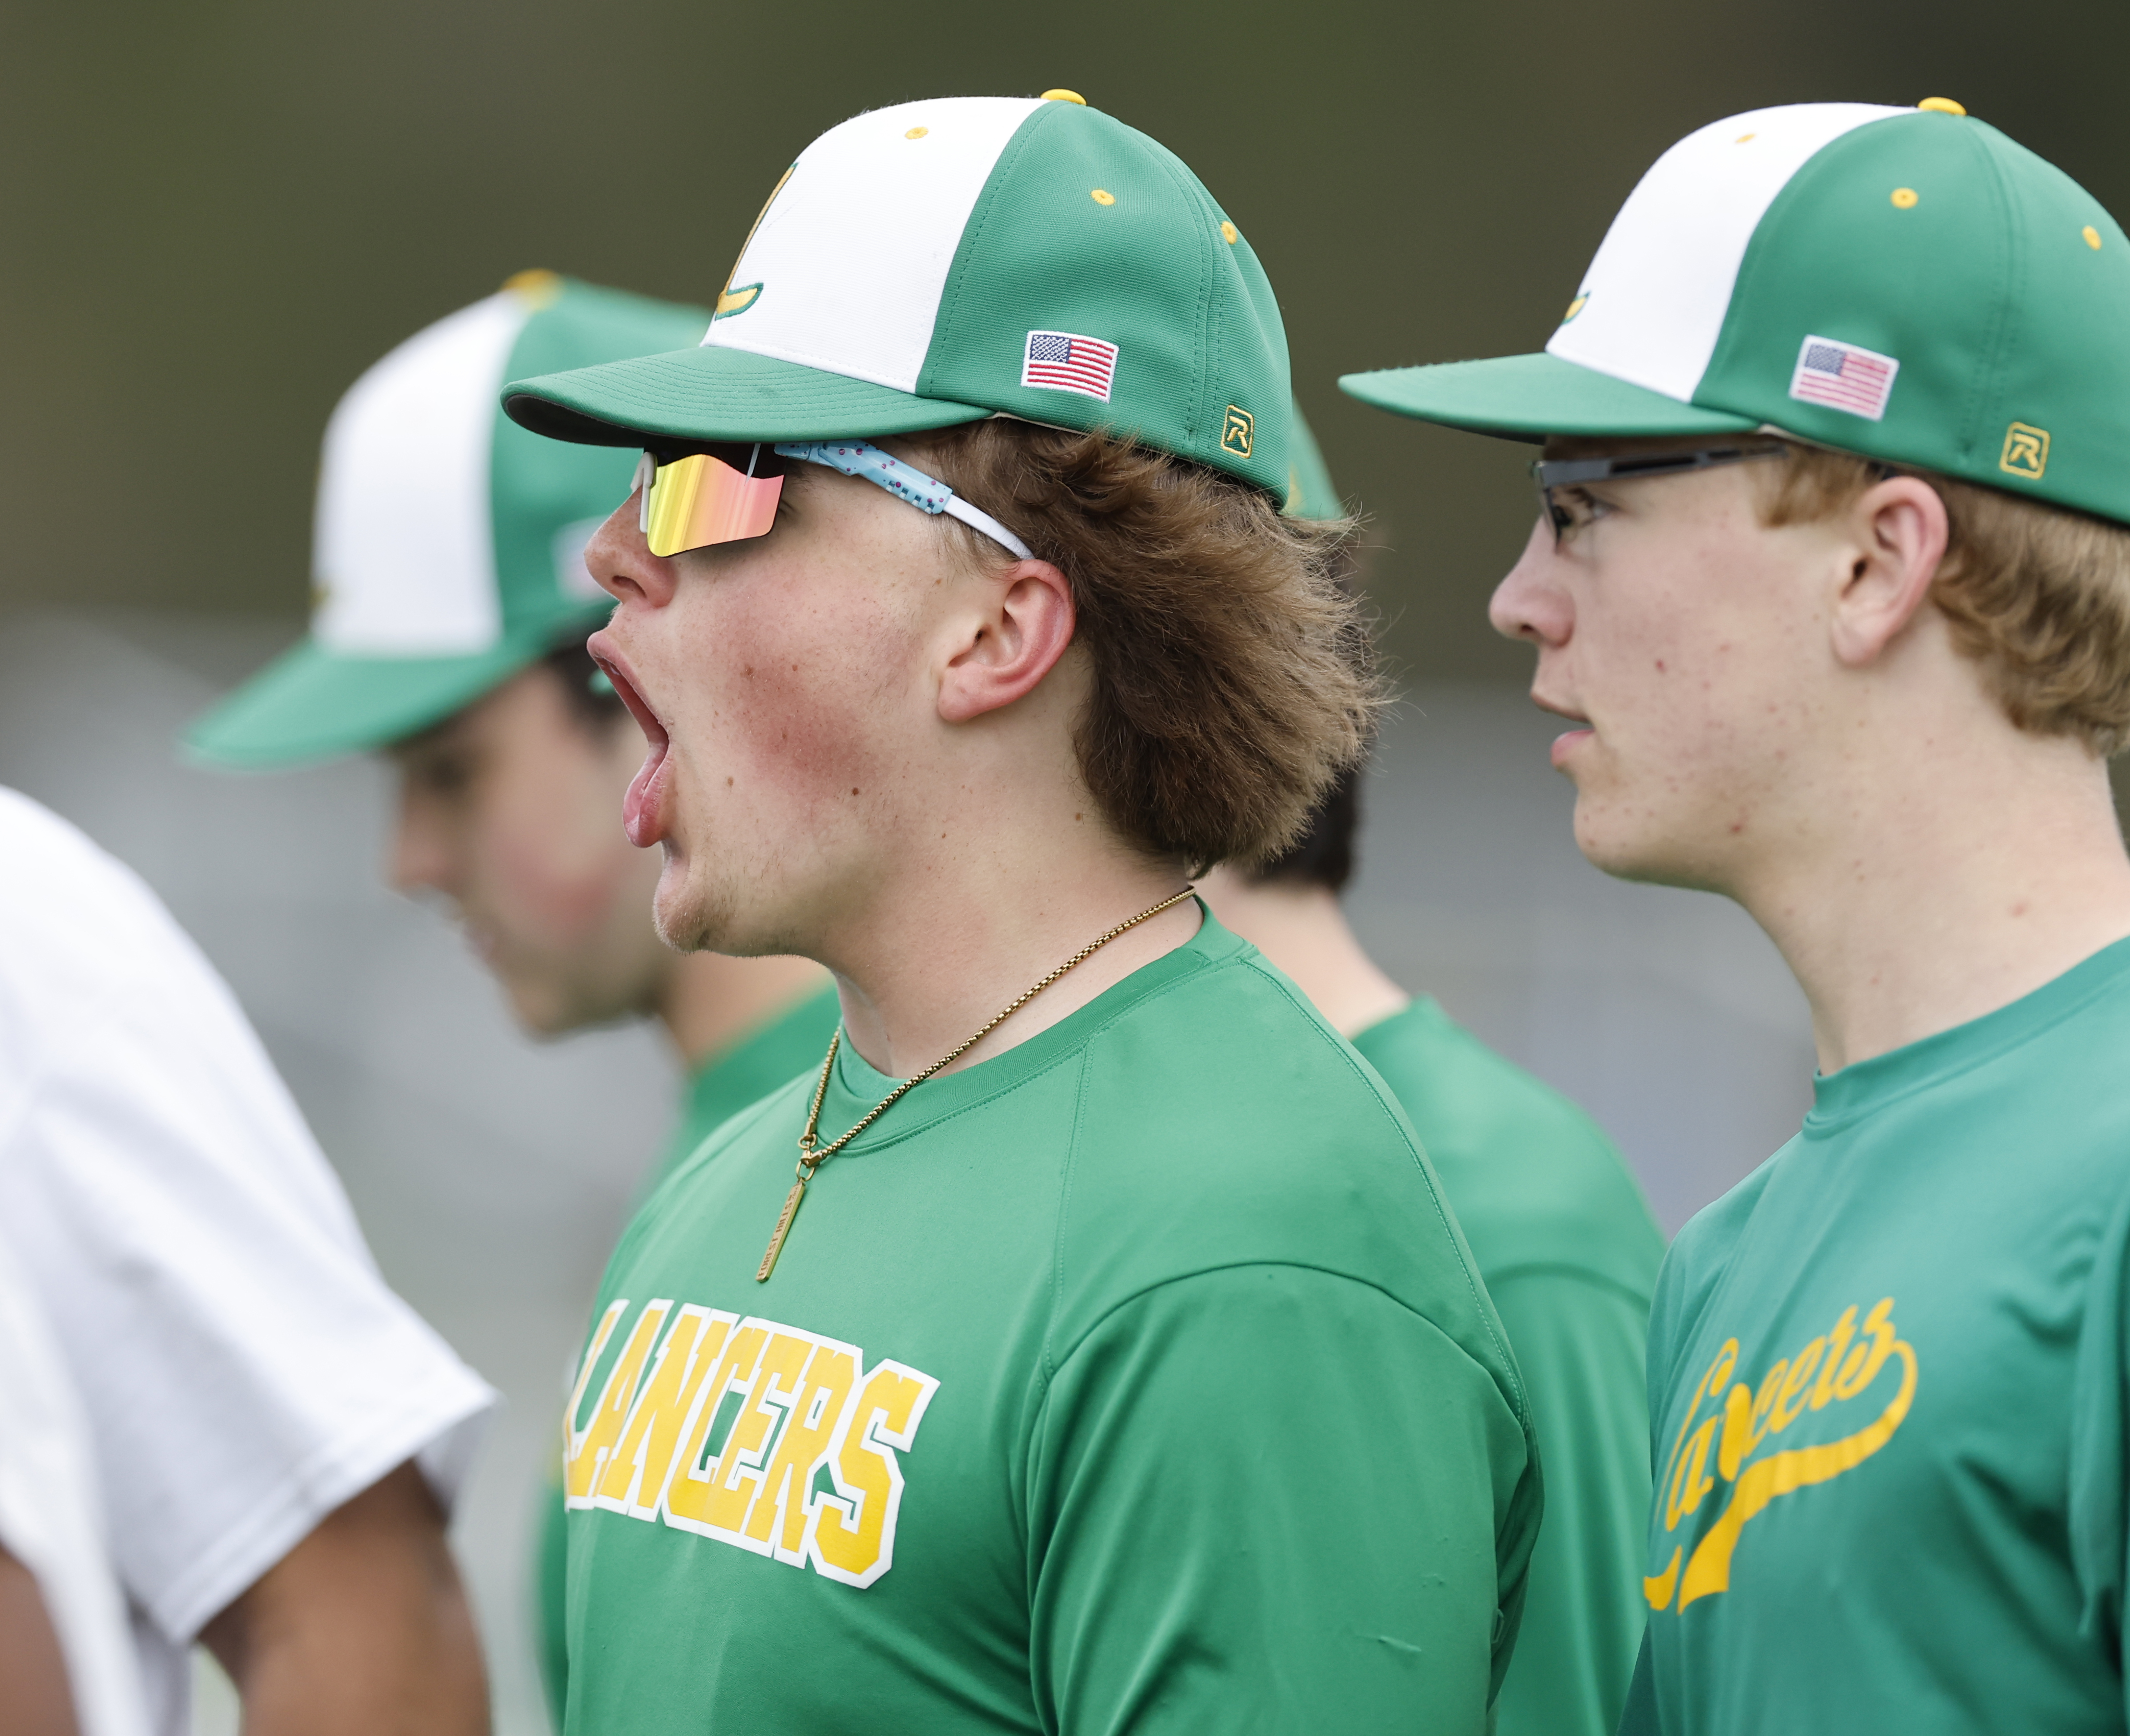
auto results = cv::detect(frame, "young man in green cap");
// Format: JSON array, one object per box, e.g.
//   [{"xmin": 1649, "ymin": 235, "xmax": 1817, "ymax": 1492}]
[
  {"xmin": 506, "ymin": 92, "xmax": 1539, "ymax": 1730},
  {"xmin": 1200, "ymin": 756, "xmax": 1663, "ymax": 1736},
  {"xmin": 185, "ymin": 271, "xmax": 837, "ymax": 1722},
  {"xmin": 1343, "ymin": 99, "xmax": 2130, "ymax": 1731}
]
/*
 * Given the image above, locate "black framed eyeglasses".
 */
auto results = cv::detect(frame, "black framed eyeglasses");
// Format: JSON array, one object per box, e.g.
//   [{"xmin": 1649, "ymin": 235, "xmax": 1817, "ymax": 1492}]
[{"xmin": 1531, "ymin": 442, "xmax": 1789, "ymax": 543}]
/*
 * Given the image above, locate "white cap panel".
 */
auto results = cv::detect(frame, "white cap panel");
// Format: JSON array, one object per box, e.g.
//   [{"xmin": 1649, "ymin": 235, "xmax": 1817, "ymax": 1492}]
[
  {"xmin": 1547, "ymin": 103, "xmax": 1904, "ymax": 402},
  {"xmin": 703, "ymin": 97, "xmax": 1044, "ymax": 394},
  {"xmin": 313, "ymin": 293, "xmax": 528, "ymax": 653}
]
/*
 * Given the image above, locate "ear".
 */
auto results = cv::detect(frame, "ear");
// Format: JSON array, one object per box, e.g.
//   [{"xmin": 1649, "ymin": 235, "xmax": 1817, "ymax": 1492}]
[
  {"xmin": 936, "ymin": 559, "xmax": 1077, "ymax": 724},
  {"xmin": 585, "ymin": 492, "xmax": 685, "ymax": 611},
  {"xmin": 1829, "ymin": 476, "xmax": 1951, "ymax": 667}
]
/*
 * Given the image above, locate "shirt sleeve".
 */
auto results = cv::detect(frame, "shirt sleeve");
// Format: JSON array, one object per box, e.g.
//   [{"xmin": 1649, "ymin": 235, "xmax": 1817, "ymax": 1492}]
[
  {"xmin": 0, "ymin": 940, "xmax": 494, "ymax": 1645},
  {"xmin": 2068, "ymin": 1166, "xmax": 2130, "ymax": 1717},
  {"xmin": 1484, "ymin": 1268, "xmax": 1653, "ymax": 1736},
  {"xmin": 0, "ymin": 1227, "xmax": 154, "ymax": 1736},
  {"xmin": 1025, "ymin": 1264, "xmax": 1534, "ymax": 1735}
]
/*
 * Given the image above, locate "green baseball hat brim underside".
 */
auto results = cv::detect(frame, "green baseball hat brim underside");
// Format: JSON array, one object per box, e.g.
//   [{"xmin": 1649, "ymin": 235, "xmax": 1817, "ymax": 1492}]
[
  {"xmin": 184, "ymin": 620, "xmax": 599, "ymax": 769},
  {"xmin": 1338, "ymin": 351, "xmax": 1759, "ymax": 442},
  {"xmin": 504, "ymin": 344, "xmax": 995, "ymax": 448}
]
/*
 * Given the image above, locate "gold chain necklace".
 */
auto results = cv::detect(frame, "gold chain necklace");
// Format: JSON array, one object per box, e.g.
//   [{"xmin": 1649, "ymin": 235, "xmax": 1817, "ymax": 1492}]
[{"xmin": 756, "ymin": 886, "xmax": 1196, "ymax": 1281}]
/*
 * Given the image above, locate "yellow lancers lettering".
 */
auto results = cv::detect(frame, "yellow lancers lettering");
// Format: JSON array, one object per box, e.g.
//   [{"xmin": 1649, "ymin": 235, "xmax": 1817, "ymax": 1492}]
[
  {"xmin": 1646, "ymin": 1298, "xmax": 1917, "ymax": 1612},
  {"xmin": 562, "ymin": 1300, "xmax": 940, "ymax": 1591}
]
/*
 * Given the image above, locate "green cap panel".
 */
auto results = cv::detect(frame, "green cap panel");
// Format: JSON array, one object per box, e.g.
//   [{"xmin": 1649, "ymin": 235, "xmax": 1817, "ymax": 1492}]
[
  {"xmin": 490, "ymin": 280, "xmax": 715, "ymax": 636},
  {"xmin": 919, "ymin": 102, "xmax": 1292, "ymax": 495},
  {"xmin": 1699, "ymin": 112, "xmax": 2130, "ymax": 523}
]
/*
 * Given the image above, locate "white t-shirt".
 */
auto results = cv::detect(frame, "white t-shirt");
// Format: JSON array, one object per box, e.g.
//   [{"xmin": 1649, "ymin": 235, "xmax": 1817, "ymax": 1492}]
[
  {"xmin": 0, "ymin": 1222, "xmax": 153, "ymax": 1736},
  {"xmin": 0, "ymin": 788, "xmax": 494, "ymax": 1733}
]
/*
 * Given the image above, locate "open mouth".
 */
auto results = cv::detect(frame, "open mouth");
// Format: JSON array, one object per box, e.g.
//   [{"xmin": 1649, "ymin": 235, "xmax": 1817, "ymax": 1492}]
[
  {"xmin": 589, "ymin": 641, "xmax": 672, "ymax": 848},
  {"xmin": 1532, "ymin": 695, "xmax": 1595, "ymax": 767}
]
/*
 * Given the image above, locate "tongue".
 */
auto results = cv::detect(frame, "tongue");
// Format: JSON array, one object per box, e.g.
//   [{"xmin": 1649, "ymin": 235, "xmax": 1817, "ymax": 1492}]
[
  {"xmin": 596, "ymin": 653, "xmax": 671, "ymax": 849},
  {"xmin": 622, "ymin": 739, "xmax": 668, "ymax": 848}
]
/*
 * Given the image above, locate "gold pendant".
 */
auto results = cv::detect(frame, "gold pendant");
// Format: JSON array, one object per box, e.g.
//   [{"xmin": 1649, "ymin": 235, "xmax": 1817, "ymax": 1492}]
[{"xmin": 757, "ymin": 1176, "xmax": 808, "ymax": 1282}]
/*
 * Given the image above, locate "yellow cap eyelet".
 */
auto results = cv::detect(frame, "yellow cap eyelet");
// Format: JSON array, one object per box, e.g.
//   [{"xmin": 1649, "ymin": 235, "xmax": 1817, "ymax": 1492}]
[
  {"xmin": 1091, "ymin": 188, "xmax": 1115, "ymax": 205},
  {"xmin": 1891, "ymin": 187, "xmax": 1919, "ymax": 209},
  {"xmin": 1917, "ymin": 96, "xmax": 1966, "ymax": 115},
  {"xmin": 1042, "ymin": 89, "xmax": 1087, "ymax": 104},
  {"xmin": 1220, "ymin": 221, "xmax": 1238, "ymax": 245},
  {"xmin": 2084, "ymin": 225, "xmax": 2103, "ymax": 250},
  {"xmin": 1735, "ymin": 132, "xmax": 1757, "ymax": 144},
  {"xmin": 502, "ymin": 268, "xmax": 563, "ymax": 302},
  {"xmin": 905, "ymin": 126, "xmax": 929, "ymax": 140}
]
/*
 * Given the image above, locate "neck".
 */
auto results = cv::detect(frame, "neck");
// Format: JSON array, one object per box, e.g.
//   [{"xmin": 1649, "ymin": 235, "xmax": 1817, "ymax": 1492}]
[
  {"xmin": 1731, "ymin": 726, "xmax": 2130, "ymax": 1074},
  {"xmin": 1196, "ymin": 869, "xmax": 1409, "ymax": 1037},
  {"xmin": 816, "ymin": 828, "xmax": 1198, "ymax": 1082},
  {"xmin": 656, "ymin": 950, "xmax": 831, "ymax": 1072}
]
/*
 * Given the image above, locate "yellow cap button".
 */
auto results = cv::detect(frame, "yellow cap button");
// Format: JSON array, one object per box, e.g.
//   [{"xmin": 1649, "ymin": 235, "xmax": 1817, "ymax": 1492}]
[
  {"xmin": 1091, "ymin": 188, "xmax": 1115, "ymax": 205},
  {"xmin": 501, "ymin": 268, "xmax": 562, "ymax": 301},
  {"xmin": 905, "ymin": 126, "xmax": 929, "ymax": 139},
  {"xmin": 2085, "ymin": 225, "xmax": 2104, "ymax": 249},
  {"xmin": 1042, "ymin": 89, "xmax": 1087, "ymax": 104},
  {"xmin": 1917, "ymin": 96, "xmax": 1967, "ymax": 115},
  {"xmin": 1891, "ymin": 187, "xmax": 1919, "ymax": 209},
  {"xmin": 1220, "ymin": 221, "xmax": 1238, "ymax": 244}
]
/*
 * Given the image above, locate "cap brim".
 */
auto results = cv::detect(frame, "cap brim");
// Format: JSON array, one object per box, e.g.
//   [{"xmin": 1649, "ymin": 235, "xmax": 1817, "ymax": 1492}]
[
  {"xmin": 184, "ymin": 626, "xmax": 589, "ymax": 769},
  {"xmin": 1338, "ymin": 351, "xmax": 1759, "ymax": 442},
  {"xmin": 503, "ymin": 344, "xmax": 994, "ymax": 448}
]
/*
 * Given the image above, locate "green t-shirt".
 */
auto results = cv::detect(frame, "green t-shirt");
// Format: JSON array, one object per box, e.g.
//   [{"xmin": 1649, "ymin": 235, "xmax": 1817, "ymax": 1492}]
[
  {"xmin": 1623, "ymin": 936, "xmax": 2130, "ymax": 1734},
  {"xmin": 537, "ymin": 986, "xmax": 841, "ymax": 1727},
  {"xmin": 555, "ymin": 915, "xmax": 1539, "ymax": 1732},
  {"xmin": 1350, "ymin": 999, "xmax": 1664, "ymax": 1736}
]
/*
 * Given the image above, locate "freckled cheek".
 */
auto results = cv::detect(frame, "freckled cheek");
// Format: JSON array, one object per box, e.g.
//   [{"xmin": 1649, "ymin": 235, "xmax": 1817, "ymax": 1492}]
[{"xmin": 675, "ymin": 596, "xmax": 910, "ymax": 804}]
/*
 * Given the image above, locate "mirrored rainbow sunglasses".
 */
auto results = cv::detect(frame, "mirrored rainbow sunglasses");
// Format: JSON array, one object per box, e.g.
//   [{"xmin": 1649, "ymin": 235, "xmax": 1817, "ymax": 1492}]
[{"xmin": 633, "ymin": 441, "xmax": 1032, "ymax": 562}]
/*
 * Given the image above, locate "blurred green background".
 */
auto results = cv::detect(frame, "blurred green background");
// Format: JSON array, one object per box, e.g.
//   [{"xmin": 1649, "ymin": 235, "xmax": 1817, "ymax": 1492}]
[{"xmin": 6, "ymin": 0, "xmax": 2129, "ymax": 695}]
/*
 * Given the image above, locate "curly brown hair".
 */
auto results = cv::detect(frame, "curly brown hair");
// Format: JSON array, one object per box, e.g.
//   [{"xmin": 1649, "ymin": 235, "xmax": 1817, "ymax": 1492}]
[
  {"xmin": 892, "ymin": 420, "xmax": 1383, "ymax": 871},
  {"xmin": 1758, "ymin": 447, "xmax": 2130, "ymax": 757}
]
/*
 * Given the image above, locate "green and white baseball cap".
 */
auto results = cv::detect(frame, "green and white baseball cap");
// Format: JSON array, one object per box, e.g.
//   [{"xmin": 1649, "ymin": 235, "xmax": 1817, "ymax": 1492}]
[
  {"xmin": 186, "ymin": 274, "xmax": 710, "ymax": 768},
  {"xmin": 501, "ymin": 95, "xmax": 1295, "ymax": 499},
  {"xmin": 1341, "ymin": 101, "xmax": 2130, "ymax": 525}
]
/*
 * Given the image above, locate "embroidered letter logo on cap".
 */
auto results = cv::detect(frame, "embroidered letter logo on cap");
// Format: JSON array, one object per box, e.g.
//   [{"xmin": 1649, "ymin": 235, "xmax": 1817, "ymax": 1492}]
[
  {"xmin": 1999, "ymin": 421, "xmax": 2050, "ymax": 480},
  {"xmin": 1021, "ymin": 330, "xmax": 1118, "ymax": 400},
  {"xmin": 1221, "ymin": 405, "xmax": 1255, "ymax": 458},
  {"xmin": 1788, "ymin": 336, "xmax": 1899, "ymax": 421}
]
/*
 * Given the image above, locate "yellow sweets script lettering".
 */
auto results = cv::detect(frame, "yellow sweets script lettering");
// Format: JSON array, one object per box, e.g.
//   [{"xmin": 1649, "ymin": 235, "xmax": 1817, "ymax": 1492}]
[
  {"xmin": 1664, "ymin": 1418, "xmax": 1718, "ymax": 1530},
  {"xmin": 810, "ymin": 1362, "xmax": 941, "ymax": 1590},
  {"xmin": 1660, "ymin": 1339, "xmax": 1737, "ymax": 1500},
  {"xmin": 566, "ymin": 1301, "xmax": 671, "ymax": 1503},
  {"xmin": 744, "ymin": 1339, "xmax": 860, "ymax": 1560},
  {"xmin": 663, "ymin": 1323, "xmax": 770, "ymax": 1527},
  {"xmin": 593, "ymin": 1308, "xmax": 730, "ymax": 1516},
  {"xmin": 1810, "ymin": 1307, "xmax": 1857, "ymax": 1410},
  {"xmin": 1677, "ymin": 1300, "xmax": 1915, "ymax": 1610}
]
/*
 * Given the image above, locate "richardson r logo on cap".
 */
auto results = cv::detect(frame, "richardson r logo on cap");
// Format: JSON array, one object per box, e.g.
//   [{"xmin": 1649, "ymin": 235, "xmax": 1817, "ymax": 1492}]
[
  {"xmin": 499, "ymin": 93, "xmax": 1298, "ymax": 542},
  {"xmin": 1340, "ymin": 99, "xmax": 2130, "ymax": 528}
]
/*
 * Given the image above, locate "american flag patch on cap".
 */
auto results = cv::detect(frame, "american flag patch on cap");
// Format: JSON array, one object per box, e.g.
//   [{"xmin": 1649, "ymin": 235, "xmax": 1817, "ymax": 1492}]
[
  {"xmin": 1021, "ymin": 330, "xmax": 1118, "ymax": 402},
  {"xmin": 1788, "ymin": 335, "xmax": 1899, "ymax": 421}
]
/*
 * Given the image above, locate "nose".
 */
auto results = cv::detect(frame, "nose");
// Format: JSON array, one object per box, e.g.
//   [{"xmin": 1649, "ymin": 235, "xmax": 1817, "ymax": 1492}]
[
  {"xmin": 585, "ymin": 492, "xmax": 680, "ymax": 610},
  {"xmin": 1489, "ymin": 516, "xmax": 1575, "ymax": 649}
]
